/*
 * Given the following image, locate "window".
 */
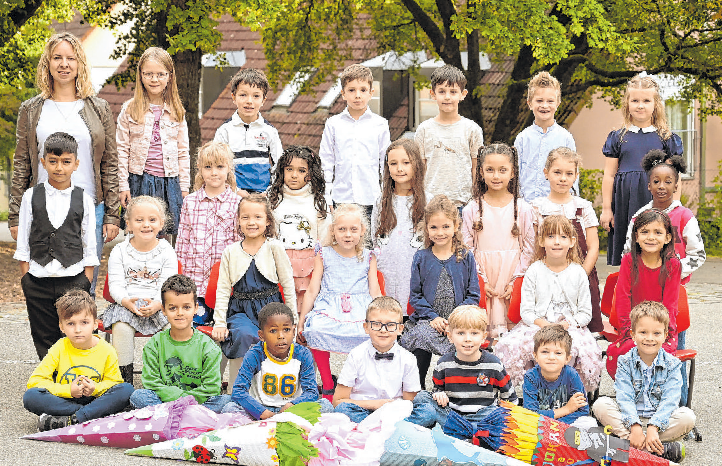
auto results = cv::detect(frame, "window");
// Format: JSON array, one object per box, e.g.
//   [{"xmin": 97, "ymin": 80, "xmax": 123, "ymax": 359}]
[
  {"xmin": 414, "ymin": 87, "xmax": 439, "ymax": 128},
  {"xmin": 666, "ymin": 100, "xmax": 695, "ymax": 178},
  {"xmin": 368, "ymin": 80, "xmax": 382, "ymax": 115}
]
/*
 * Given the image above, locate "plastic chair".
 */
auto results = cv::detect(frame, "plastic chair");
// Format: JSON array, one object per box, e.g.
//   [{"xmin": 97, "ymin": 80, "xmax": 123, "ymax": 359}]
[{"xmin": 507, "ymin": 276, "xmax": 523, "ymax": 324}]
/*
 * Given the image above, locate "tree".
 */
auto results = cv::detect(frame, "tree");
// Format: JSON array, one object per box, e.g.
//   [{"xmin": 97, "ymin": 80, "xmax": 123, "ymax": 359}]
[{"xmin": 240, "ymin": 0, "xmax": 722, "ymax": 144}]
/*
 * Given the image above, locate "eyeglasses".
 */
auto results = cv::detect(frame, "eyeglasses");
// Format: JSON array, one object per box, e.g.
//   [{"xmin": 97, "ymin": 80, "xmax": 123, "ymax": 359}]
[
  {"xmin": 365, "ymin": 321, "xmax": 400, "ymax": 332},
  {"xmin": 142, "ymin": 72, "xmax": 169, "ymax": 80}
]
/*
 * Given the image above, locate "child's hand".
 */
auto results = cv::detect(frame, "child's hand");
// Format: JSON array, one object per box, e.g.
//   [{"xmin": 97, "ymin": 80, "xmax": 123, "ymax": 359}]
[
  {"xmin": 236, "ymin": 188, "xmax": 250, "ymax": 198},
  {"xmin": 564, "ymin": 392, "xmax": 587, "ymax": 413},
  {"xmin": 600, "ymin": 209, "xmax": 614, "ymax": 232},
  {"xmin": 119, "ymin": 191, "xmax": 131, "ymax": 208},
  {"xmin": 259, "ymin": 410, "xmax": 274, "ymax": 420},
  {"xmin": 629, "ymin": 424, "xmax": 645, "ymax": 450},
  {"xmin": 430, "ymin": 317, "xmax": 447, "ymax": 334},
  {"xmin": 181, "ymin": 191, "xmax": 189, "ymax": 198},
  {"xmin": 80, "ymin": 377, "xmax": 95, "ymax": 396},
  {"xmin": 432, "ymin": 392, "xmax": 449, "ymax": 407},
  {"xmin": 121, "ymin": 297, "xmax": 141, "ymax": 316},
  {"xmin": 371, "ymin": 399, "xmax": 392, "ymax": 410},
  {"xmin": 500, "ymin": 283, "xmax": 514, "ymax": 300},
  {"xmin": 559, "ymin": 320, "xmax": 571, "ymax": 330},
  {"xmin": 137, "ymin": 300, "xmax": 162, "ymax": 318},
  {"xmin": 70, "ymin": 378, "xmax": 85, "ymax": 398},
  {"xmin": 644, "ymin": 425, "xmax": 664, "ymax": 455},
  {"xmin": 279, "ymin": 402, "xmax": 294, "ymax": 413},
  {"xmin": 212, "ymin": 326, "xmax": 229, "ymax": 342},
  {"xmin": 485, "ymin": 286, "xmax": 498, "ymax": 299}
]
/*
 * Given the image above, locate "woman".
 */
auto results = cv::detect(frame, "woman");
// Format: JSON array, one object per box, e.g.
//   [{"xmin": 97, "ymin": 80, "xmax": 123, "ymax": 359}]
[{"xmin": 9, "ymin": 31, "xmax": 120, "ymax": 295}]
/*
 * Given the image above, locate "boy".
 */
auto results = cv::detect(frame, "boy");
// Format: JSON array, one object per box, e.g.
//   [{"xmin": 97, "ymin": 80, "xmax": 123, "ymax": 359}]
[
  {"xmin": 223, "ymin": 302, "xmax": 329, "ymax": 419},
  {"xmin": 319, "ymin": 63, "xmax": 390, "ymax": 219},
  {"xmin": 414, "ymin": 65, "xmax": 484, "ymax": 211},
  {"xmin": 333, "ymin": 296, "xmax": 434, "ymax": 426},
  {"xmin": 14, "ymin": 131, "xmax": 98, "ymax": 359},
  {"xmin": 522, "ymin": 325, "xmax": 597, "ymax": 429},
  {"xmin": 129, "ymin": 275, "xmax": 231, "ymax": 413},
  {"xmin": 514, "ymin": 71, "xmax": 577, "ymax": 201},
  {"xmin": 214, "ymin": 68, "xmax": 283, "ymax": 195},
  {"xmin": 593, "ymin": 301, "xmax": 695, "ymax": 463},
  {"xmin": 419, "ymin": 305, "xmax": 517, "ymax": 426},
  {"xmin": 23, "ymin": 290, "xmax": 134, "ymax": 431}
]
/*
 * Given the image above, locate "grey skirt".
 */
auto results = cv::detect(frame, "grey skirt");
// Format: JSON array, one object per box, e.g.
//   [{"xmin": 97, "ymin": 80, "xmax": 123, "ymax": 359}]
[
  {"xmin": 102, "ymin": 302, "xmax": 168, "ymax": 335},
  {"xmin": 400, "ymin": 320, "xmax": 455, "ymax": 355}
]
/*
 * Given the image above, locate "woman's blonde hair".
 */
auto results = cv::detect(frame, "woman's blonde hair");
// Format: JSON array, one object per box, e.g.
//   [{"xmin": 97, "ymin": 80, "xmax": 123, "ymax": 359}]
[
  {"xmin": 323, "ymin": 203, "xmax": 368, "ymax": 262},
  {"xmin": 533, "ymin": 215, "xmax": 582, "ymax": 264},
  {"xmin": 423, "ymin": 194, "xmax": 467, "ymax": 262},
  {"xmin": 194, "ymin": 142, "xmax": 237, "ymax": 190},
  {"xmin": 128, "ymin": 47, "xmax": 185, "ymax": 123},
  {"xmin": 622, "ymin": 75, "xmax": 672, "ymax": 140},
  {"xmin": 36, "ymin": 32, "xmax": 95, "ymax": 99}
]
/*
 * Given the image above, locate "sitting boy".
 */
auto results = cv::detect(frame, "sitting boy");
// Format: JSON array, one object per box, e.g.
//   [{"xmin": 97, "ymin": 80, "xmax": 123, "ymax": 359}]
[
  {"xmin": 23, "ymin": 290, "xmax": 134, "ymax": 431},
  {"xmin": 130, "ymin": 275, "xmax": 231, "ymax": 413},
  {"xmin": 223, "ymin": 302, "xmax": 329, "ymax": 419},
  {"xmin": 416, "ymin": 305, "xmax": 517, "ymax": 426},
  {"xmin": 593, "ymin": 301, "xmax": 695, "ymax": 463},
  {"xmin": 333, "ymin": 296, "xmax": 433, "ymax": 426},
  {"xmin": 523, "ymin": 324, "xmax": 597, "ymax": 429}
]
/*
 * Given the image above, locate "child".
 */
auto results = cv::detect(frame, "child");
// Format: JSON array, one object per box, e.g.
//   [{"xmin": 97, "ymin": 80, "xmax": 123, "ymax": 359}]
[
  {"xmin": 606, "ymin": 209, "xmax": 681, "ymax": 379},
  {"xmin": 268, "ymin": 146, "xmax": 330, "ymax": 312},
  {"xmin": 515, "ymin": 71, "xmax": 578, "ymax": 202},
  {"xmin": 371, "ymin": 138, "xmax": 426, "ymax": 312},
  {"xmin": 14, "ymin": 132, "xmax": 98, "ymax": 359},
  {"xmin": 401, "ymin": 195, "xmax": 481, "ymax": 388},
  {"xmin": 102, "ymin": 196, "xmax": 179, "ymax": 383},
  {"xmin": 214, "ymin": 68, "xmax": 283, "ymax": 195},
  {"xmin": 224, "ymin": 303, "xmax": 331, "ymax": 419},
  {"xmin": 462, "ymin": 143, "xmax": 536, "ymax": 339},
  {"xmin": 415, "ymin": 65, "xmax": 484, "ymax": 210},
  {"xmin": 211, "ymin": 194, "xmax": 296, "ymax": 387},
  {"xmin": 116, "ymin": 47, "xmax": 190, "ymax": 236},
  {"xmin": 298, "ymin": 204, "xmax": 382, "ymax": 400},
  {"xmin": 129, "ymin": 275, "xmax": 231, "ymax": 412},
  {"xmin": 523, "ymin": 325, "xmax": 597, "ymax": 429},
  {"xmin": 176, "ymin": 142, "xmax": 242, "ymax": 325},
  {"xmin": 319, "ymin": 64, "xmax": 390, "ymax": 219},
  {"xmin": 531, "ymin": 147, "xmax": 603, "ymax": 332},
  {"xmin": 593, "ymin": 302, "xmax": 695, "ymax": 463},
  {"xmin": 495, "ymin": 215, "xmax": 603, "ymax": 392},
  {"xmin": 23, "ymin": 290, "xmax": 134, "ymax": 431},
  {"xmin": 600, "ymin": 74, "xmax": 684, "ymax": 266},
  {"xmin": 417, "ymin": 305, "xmax": 517, "ymax": 427},
  {"xmin": 333, "ymin": 297, "xmax": 433, "ymax": 426}
]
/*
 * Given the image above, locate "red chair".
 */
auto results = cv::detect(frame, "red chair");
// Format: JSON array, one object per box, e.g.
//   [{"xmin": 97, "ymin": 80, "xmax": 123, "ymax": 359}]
[
  {"xmin": 599, "ymin": 272, "xmax": 620, "ymax": 341},
  {"xmin": 507, "ymin": 276, "xmax": 523, "ymax": 324}
]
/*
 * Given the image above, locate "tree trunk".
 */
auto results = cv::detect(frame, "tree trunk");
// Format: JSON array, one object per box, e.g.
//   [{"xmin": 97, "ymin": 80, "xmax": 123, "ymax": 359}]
[{"xmin": 490, "ymin": 45, "xmax": 536, "ymax": 144}]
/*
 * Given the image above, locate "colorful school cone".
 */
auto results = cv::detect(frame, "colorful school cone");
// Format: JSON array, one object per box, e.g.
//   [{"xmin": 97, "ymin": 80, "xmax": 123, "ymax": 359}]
[
  {"xmin": 444, "ymin": 401, "xmax": 676, "ymax": 466},
  {"xmin": 22, "ymin": 396, "xmax": 252, "ymax": 449}
]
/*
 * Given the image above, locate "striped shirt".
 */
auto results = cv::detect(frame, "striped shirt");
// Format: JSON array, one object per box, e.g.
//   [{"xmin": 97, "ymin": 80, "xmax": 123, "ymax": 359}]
[{"xmin": 432, "ymin": 351, "xmax": 517, "ymax": 413}]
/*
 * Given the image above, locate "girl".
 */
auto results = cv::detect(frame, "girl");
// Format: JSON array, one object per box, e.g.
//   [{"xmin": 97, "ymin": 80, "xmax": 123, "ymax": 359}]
[
  {"xmin": 531, "ymin": 147, "xmax": 603, "ymax": 332},
  {"xmin": 211, "ymin": 194, "xmax": 297, "ymax": 383},
  {"xmin": 494, "ymin": 216, "xmax": 603, "ymax": 392},
  {"xmin": 401, "ymin": 195, "xmax": 481, "ymax": 388},
  {"xmin": 116, "ymin": 47, "xmax": 190, "ymax": 237},
  {"xmin": 600, "ymin": 74, "xmax": 684, "ymax": 266},
  {"xmin": 462, "ymin": 143, "xmax": 536, "ymax": 339},
  {"xmin": 102, "ymin": 196, "xmax": 179, "ymax": 384},
  {"xmin": 176, "ymin": 142, "xmax": 242, "ymax": 325},
  {"xmin": 371, "ymin": 138, "xmax": 426, "ymax": 313},
  {"xmin": 268, "ymin": 146, "xmax": 329, "ymax": 312},
  {"xmin": 606, "ymin": 209, "xmax": 681, "ymax": 379},
  {"xmin": 298, "ymin": 204, "xmax": 382, "ymax": 400}
]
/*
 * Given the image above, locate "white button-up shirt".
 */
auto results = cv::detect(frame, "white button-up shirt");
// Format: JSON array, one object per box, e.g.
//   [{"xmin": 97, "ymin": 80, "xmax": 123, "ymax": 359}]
[{"xmin": 319, "ymin": 107, "xmax": 390, "ymax": 205}]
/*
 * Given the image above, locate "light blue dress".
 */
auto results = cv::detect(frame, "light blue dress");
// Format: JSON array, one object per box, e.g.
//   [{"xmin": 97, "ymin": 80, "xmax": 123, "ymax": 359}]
[{"xmin": 304, "ymin": 246, "xmax": 373, "ymax": 353}]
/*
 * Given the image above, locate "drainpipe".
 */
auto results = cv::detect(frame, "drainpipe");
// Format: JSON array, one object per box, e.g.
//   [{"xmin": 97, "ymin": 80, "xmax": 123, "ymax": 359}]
[{"xmin": 699, "ymin": 110, "xmax": 706, "ymax": 203}]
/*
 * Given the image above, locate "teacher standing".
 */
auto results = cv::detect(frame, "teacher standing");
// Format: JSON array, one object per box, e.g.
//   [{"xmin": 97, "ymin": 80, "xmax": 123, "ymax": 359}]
[{"xmin": 9, "ymin": 31, "xmax": 120, "ymax": 295}]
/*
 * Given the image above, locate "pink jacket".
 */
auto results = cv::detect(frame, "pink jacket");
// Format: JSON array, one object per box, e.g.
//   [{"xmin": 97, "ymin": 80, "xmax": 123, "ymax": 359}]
[{"xmin": 116, "ymin": 100, "xmax": 190, "ymax": 192}]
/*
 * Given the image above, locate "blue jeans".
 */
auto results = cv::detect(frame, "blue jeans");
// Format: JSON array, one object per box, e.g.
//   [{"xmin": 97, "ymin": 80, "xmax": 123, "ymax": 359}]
[
  {"xmin": 334, "ymin": 392, "xmax": 437, "ymax": 427},
  {"xmin": 222, "ymin": 399, "xmax": 334, "ymax": 419},
  {"xmin": 678, "ymin": 330, "xmax": 688, "ymax": 407},
  {"xmin": 91, "ymin": 202, "xmax": 105, "ymax": 297},
  {"xmin": 23, "ymin": 383, "xmax": 134, "ymax": 422},
  {"xmin": 129, "ymin": 389, "xmax": 232, "ymax": 414},
  {"xmin": 412, "ymin": 390, "xmax": 497, "ymax": 427}
]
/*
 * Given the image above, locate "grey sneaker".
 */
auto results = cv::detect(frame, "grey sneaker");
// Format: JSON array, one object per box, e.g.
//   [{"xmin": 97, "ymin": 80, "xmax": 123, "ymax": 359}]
[
  {"xmin": 659, "ymin": 441, "xmax": 685, "ymax": 463},
  {"xmin": 37, "ymin": 413, "xmax": 72, "ymax": 432}
]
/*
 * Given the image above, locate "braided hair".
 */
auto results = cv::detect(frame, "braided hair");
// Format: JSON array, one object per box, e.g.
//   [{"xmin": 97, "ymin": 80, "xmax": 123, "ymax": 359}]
[{"xmin": 267, "ymin": 146, "xmax": 327, "ymax": 219}]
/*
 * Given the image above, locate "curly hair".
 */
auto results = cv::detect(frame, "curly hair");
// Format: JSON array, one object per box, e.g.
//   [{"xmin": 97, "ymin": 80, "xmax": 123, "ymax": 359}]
[
  {"xmin": 323, "ymin": 203, "xmax": 368, "ymax": 262},
  {"xmin": 267, "ymin": 146, "xmax": 327, "ymax": 218},
  {"xmin": 630, "ymin": 209, "xmax": 676, "ymax": 287},
  {"xmin": 124, "ymin": 195, "xmax": 168, "ymax": 235},
  {"xmin": 642, "ymin": 149, "xmax": 687, "ymax": 182},
  {"xmin": 36, "ymin": 32, "xmax": 94, "ymax": 99},
  {"xmin": 621, "ymin": 75, "xmax": 672, "ymax": 140},
  {"xmin": 423, "ymin": 195, "xmax": 467, "ymax": 262},
  {"xmin": 533, "ymin": 215, "xmax": 582, "ymax": 264},
  {"xmin": 374, "ymin": 138, "xmax": 426, "ymax": 240},
  {"xmin": 194, "ymin": 141, "xmax": 237, "ymax": 190},
  {"xmin": 160, "ymin": 274, "xmax": 198, "ymax": 305},
  {"xmin": 238, "ymin": 193, "xmax": 276, "ymax": 238},
  {"xmin": 471, "ymin": 143, "xmax": 521, "ymax": 244}
]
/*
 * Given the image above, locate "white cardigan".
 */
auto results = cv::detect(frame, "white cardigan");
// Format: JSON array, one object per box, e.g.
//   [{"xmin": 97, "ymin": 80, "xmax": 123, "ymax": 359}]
[{"xmin": 213, "ymin": 238, "xmax": 297, "ymax": 327}]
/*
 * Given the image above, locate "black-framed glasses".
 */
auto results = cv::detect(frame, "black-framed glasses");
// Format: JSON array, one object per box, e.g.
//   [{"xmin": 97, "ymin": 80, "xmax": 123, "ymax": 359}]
[{"xmin": 366, "ymin": 320, "xmax": 400, "ymax": 332}]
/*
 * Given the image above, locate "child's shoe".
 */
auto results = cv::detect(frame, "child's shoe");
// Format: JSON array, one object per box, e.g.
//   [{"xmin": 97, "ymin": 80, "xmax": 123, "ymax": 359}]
[
  {"xmin": 657, "ymin": 441, "xmax": 685, "ymax": 463},
  {"xmin": 37, "ymin": 414, "xmax": 74, "ymax": 432}
]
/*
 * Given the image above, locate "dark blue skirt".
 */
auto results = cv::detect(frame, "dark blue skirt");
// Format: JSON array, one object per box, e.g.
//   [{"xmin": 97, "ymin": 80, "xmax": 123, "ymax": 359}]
[
  {"xmin": 608, "ymin": 171, "xmax": 652, "ymax": 266},
  {"xmin": 128, "ymin": 172, "xmax": 183, "ymax": 235}
]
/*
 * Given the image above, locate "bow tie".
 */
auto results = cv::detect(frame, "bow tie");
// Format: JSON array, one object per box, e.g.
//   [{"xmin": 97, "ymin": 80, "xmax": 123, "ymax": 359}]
[{"xmin": 375, "ymin": 352, "xmax": 394, "ymax": 361}]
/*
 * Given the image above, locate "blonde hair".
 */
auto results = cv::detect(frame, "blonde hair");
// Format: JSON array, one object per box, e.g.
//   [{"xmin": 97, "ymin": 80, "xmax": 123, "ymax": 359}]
[
  {"xmin": 366, "ymin": 296, "xmax": 403, "ymax": 320},
  {"xmin": 527, "ymin": 71, "xmax": 561, "ymax": 102},
  {"xmin": 423, "ymin": 195, "xmax": 467, "ymax": 262},
  {"xmin": 534, "ymin": 215, "xmax": 582, "ymax": 264},
  {"xmin": 448, "ymin": 305, "xmax": 488, "ymax": 332},
  {"xmin": 630, "ymin": 301, "xmax": 670, "ymax": 332},
  {"xmin": 339, "ymin": 64, "xmax": 374, "ymax": 88},
  {"xmin": 545, "ymin": 146, "xmax": 582, "ymax": 173},
  {"xmin": 128, "ymin": 47, "xmax": 185, "ymax": 123},
  {"xmin": 36, "ymin": 32, "xmax": 95, "ymax": 99},
  {"xmin": 194, "ymin": 142, "xmax": 237, "ymax": 190},
  {"xmin": 124, "ymin": 195, "xmax": 168, "ymax": 234},
  {"xmin": 323, "ymin": 203, "xmax": 368, "ymax": 261},
  {"xmin": 237, "ymin": 193, "xmax": 276, "ymax": 238},
  {"xmin": 622, "ymin": 75, "xmax": 672, "ymax": 140}
]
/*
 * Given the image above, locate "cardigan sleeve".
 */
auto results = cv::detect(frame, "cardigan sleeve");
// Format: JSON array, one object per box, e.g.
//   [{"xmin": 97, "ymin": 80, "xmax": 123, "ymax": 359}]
[
  {"xmin": 409, "ymin": 251, "xmax": 439, "ymax": 322},
  {"xmin": 213, "ymin": 245, "xmax": 236, "ymax": 328},
  {"xmin": 460, "ymin": 252, "xmax": 481, "ymax": 306},
  {"xmin": 571, "ymin": 265, "xmax": 592, "ymax": 328},
  {"xmin": 520, "ymin": 262, "xmax": 540, "ymax": 326},
  {"xmin": 116, "ymin": 102, "xmax": 132, "ymax": 192}
]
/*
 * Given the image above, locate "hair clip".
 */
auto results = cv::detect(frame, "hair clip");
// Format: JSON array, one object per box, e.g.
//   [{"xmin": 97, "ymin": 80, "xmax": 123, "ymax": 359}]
[{"xmin": 651, "ymin": 159, "xmax": 663, "ymax": 167}]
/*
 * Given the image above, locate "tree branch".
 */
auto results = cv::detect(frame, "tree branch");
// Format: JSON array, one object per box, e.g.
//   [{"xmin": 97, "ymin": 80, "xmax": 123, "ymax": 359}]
[
  {"xmin": 397, "ymin": 0, "xmax": 445, "ymax": 53},
  {"xmin": 9, "ymin": 0, "xmax": 45, "ymax": 29}
]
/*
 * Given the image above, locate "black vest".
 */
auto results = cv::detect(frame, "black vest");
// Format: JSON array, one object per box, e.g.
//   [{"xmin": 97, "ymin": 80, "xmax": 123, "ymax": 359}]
[{"xmin": 29, "ymin": 184, "xmax": 85, "ymax": 268}]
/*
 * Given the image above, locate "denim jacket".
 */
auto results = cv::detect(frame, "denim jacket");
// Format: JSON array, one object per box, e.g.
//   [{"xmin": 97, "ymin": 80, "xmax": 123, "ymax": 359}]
[
  {"xmin": 614, "ymin": 347, "xmax": 682, "ymax": 432},
  {"xmin": 116, "ymin": 101, "xmax": 190, "ymax": 192}
]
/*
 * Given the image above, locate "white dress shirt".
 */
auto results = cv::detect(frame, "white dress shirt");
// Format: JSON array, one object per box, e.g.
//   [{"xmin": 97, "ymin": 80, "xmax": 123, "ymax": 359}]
[{"xmin": 14, "ymin": 182, "xmax": 98, "ymax": 277}]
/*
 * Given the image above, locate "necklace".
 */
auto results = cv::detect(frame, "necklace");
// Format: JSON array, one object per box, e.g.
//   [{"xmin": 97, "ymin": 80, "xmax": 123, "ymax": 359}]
[{"xmin": 52, "ymin": 99, "xmax": 80, "ymax": 121}]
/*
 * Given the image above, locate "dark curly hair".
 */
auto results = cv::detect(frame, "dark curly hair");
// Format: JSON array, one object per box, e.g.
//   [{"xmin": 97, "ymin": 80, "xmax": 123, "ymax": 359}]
[
  {"xmin": 642, "ymin": 149, "xmax": 687, "ymax": 181},
  {"xmin": 268, "ymin": 146, "xmax": 327, "ymax": 219},
  {"xmin": 161, "ymin": 274, "xmax": 198, "ymax": 306}
]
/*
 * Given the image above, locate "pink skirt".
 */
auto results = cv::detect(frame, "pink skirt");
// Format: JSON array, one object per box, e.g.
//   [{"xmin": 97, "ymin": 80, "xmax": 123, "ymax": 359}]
[{"xmin": 287, "ymin": 248, "xmax": 315, "ymax": 293}]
